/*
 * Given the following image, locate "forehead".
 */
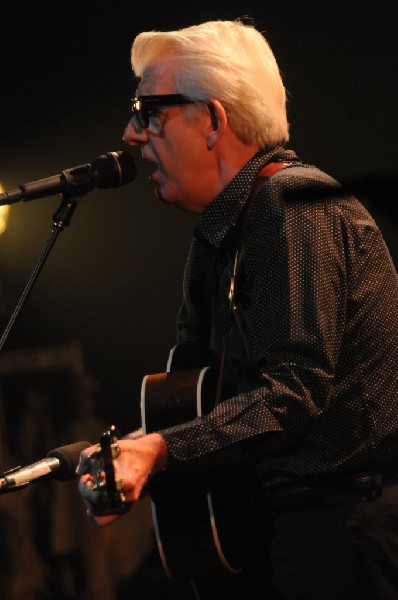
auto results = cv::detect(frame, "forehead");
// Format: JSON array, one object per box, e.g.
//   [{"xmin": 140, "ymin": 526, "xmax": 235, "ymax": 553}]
[{"xmin": 136, "ymin": 55, "xmax": 178, "ymax": 96}]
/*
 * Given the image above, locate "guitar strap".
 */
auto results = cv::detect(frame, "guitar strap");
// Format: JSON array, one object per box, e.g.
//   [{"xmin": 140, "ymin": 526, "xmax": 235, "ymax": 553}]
[{"xmin": 213, "ymin": 161, "xmax": 290, "ymax": 406}]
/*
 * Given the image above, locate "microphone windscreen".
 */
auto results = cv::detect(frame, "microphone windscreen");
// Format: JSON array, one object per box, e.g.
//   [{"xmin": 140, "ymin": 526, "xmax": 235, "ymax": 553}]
[
  {"xmin": 47, "ymin": 440, "xmax": 92, "ymax": 480},
  {"xmin": 93, "ymin": 151, "xmax": 136, "ymax": 189}
]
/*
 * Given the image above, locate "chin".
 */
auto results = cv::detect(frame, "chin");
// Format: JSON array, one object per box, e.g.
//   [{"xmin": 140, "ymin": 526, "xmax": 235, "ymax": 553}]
[
  {"xmin": 154, "ymin": 186, "xmax": 199, "ymax": 214},
  {"xmin": 154, "ymin": 184, "xmax": 178, "ymax": 206},
  {"xmin": 155, "ymin": 188, "xmax": 173, "ymax": 206}
]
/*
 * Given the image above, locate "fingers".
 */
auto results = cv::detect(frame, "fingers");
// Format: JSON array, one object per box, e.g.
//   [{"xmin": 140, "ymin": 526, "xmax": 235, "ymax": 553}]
[
  {"xmin": 77, "ymin": 435, "xmax": 164, "ymax": 520},
  {"xmin": 81, "ymin": 475, "xmax": 124, "ymax": 526},
  {"xmin": 75, "ymin": 443, "xmax": 101, "ymax": 476},
  {"xmin": 78, "ymin": 473, "xmax": 132, "ymax": 522},
  {"xmin": 78, "ymin": 475, "xmax": 98, "ymax": 503}
]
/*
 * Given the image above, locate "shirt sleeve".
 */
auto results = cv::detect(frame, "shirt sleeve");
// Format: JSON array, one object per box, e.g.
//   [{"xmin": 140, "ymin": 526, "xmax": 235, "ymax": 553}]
[{"xmin": 157, "ymin": 172, "xmax": 385, "ymax": 476}]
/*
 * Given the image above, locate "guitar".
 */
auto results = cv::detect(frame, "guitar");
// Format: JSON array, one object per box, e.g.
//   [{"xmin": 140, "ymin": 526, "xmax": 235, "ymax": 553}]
[
  {"xmin": 91, "ymin": 344, "xmax": 243, "ymax": 579},
  {"xmin": 140, "ymin": 344, "xmax": 243, "ymax": 580}
]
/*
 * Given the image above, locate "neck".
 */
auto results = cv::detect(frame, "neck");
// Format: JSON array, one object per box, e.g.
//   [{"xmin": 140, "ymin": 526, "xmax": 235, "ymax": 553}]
[{"xmin": 215, "ymin": 135, "xmax": 261, "ymax": 196}]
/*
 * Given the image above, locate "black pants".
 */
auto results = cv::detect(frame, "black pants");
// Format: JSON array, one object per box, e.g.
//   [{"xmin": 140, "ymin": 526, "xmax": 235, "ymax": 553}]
[{"xmin": 192, "ymin": 482, "xmax": 398, "ymax": 600}]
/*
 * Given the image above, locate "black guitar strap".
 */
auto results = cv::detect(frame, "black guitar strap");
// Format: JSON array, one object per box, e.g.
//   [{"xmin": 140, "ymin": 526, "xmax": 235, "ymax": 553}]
[{"xmin": 213, "ymin": 161, "xmax": 289, "ymax": 406}]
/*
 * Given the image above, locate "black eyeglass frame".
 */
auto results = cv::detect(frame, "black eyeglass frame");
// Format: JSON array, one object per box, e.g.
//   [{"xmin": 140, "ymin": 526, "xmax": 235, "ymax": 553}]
[{"xmin": 131, "ymin": 94, "xmax": 195, "ymax": 129}]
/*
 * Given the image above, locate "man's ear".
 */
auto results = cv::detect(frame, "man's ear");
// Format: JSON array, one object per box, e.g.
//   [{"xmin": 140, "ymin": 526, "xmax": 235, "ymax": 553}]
[{"xmin": 206, "ymin": 100, "xmax": 227, "ymax": 149}]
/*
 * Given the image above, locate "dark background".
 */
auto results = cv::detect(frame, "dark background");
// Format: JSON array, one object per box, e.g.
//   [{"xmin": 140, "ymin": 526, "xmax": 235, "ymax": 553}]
[
  {"xmin": 0, "ymin": 2, "xmax": 397, "ymax": 597},
  {"xmin": 0, "ymin": 0, "xmax": 397, "ymax": 442}
]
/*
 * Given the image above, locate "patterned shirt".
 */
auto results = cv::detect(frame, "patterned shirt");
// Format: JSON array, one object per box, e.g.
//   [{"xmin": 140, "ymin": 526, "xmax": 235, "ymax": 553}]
[{"xmin": 159, "ymin": 146, "xmax": 398, "ymax": 490}]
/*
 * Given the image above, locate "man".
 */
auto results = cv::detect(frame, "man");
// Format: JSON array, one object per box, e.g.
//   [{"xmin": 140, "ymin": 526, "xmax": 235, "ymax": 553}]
[{"xmin": 77, "ymin": 19, "xmax": 398, "ymax": 599}]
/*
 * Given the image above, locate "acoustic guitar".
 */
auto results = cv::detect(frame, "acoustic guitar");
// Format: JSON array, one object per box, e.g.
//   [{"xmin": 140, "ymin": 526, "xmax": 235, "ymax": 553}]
[
  {"xmin": 94, "ymin": 343, "xmax": 243, "ymax": 580},
  {"xmin": 140, "ymin": 344, "xmax": 243, "ymax": 580}
]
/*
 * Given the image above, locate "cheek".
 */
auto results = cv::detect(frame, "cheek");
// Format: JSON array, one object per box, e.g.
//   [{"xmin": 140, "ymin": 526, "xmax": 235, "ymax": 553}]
[
  {"xmin": 161, "ymin": 143, "xmax": 190, "ymax": 179},
  {"xmin": 159, "ymin": 129, "xmax": 207, "ymax": 191}
]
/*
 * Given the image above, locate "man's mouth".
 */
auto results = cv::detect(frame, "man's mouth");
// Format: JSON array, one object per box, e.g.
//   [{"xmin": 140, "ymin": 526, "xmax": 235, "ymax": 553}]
[
  {"xmin": 149, "ymin": 169, "xmax": 159, "ymax": 182},
  {"xmin": 148, "ymin": 162, "xmax": 161, "ymax": 183}
]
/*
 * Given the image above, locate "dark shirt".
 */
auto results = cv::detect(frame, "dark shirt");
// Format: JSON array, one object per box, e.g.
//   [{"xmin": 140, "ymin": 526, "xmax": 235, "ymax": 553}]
[{"xmin": 160, "ymin": 146, "xmax": 398, "ymax": 490}]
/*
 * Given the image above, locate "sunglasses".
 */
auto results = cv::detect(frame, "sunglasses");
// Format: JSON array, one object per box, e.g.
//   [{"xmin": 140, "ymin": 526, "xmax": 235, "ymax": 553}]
[{"xmin": 131, "ymin": 94, "xmax": 195, "ymax": 129}]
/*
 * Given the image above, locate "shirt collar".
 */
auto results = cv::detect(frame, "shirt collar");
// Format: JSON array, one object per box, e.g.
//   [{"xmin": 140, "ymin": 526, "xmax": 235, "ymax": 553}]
[{"xmin": 194, "ymin": 146, "xmax": 297, "ymax": 249}]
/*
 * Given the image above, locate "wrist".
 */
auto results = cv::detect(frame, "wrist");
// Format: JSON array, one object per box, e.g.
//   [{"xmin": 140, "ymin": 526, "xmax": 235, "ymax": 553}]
[{"xmin": 147, "ymin": 432, "xmax": 169, "ymax": 474}]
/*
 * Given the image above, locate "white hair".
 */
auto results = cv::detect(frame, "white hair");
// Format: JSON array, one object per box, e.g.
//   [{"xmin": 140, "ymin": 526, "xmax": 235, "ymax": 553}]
[{"xmin": 131, "ymin": 19, "xmax": 290, "ymax": 147}]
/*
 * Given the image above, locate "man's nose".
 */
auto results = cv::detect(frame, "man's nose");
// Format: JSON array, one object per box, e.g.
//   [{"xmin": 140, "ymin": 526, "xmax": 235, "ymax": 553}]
[{"xmin": 123, "ymin": 119, "xmax": 148, "ymax": 146}]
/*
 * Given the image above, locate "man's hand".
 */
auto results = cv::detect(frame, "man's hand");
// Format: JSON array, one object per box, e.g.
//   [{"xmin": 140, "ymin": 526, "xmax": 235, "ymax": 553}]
[{"xmin": 76, "ymin": 432, "xmax": 168, "ymax": 526}]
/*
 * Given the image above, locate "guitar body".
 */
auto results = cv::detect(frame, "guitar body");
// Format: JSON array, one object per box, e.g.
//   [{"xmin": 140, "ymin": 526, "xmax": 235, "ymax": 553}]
[{"xmin": 140, "ymin": 344, "xmax": 243, "ymax": 580}]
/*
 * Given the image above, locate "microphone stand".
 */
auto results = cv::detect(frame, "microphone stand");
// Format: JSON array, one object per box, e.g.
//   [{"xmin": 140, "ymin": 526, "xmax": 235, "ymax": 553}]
[{"xmin": 0, "ymin": 191, "xmax": 83, "ymax": 354}]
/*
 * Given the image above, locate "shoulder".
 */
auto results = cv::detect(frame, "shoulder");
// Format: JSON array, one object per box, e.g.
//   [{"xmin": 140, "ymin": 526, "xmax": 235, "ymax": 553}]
[{"xmin": 255, "ymin": 162, "xmax": 370, "ymax": 220}]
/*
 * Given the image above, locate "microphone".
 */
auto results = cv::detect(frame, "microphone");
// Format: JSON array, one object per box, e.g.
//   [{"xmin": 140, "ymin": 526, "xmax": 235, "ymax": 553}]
[
  {"xmin": 0, "ymin": 150, "xmax": 136, "ymax": 206},
  {"xmin": 0, "ymin": 440, "xmax": 91, "ymax": 492}
]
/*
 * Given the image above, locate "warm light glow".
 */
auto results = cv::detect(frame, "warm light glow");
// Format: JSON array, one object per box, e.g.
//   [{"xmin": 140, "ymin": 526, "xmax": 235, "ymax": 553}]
[{"xmin": 0, "ymin": 183, "xmax": 10, "ymax": 234}]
